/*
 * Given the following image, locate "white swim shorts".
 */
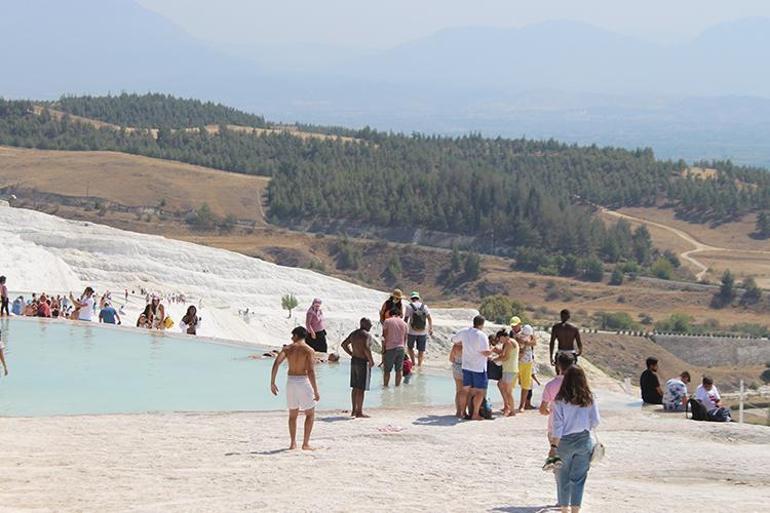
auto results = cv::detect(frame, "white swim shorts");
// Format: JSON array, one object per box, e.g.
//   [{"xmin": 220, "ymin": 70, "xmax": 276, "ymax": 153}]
[{"xmin": 286, "ymin": 375, "xmax": 316, "ymax": 411}]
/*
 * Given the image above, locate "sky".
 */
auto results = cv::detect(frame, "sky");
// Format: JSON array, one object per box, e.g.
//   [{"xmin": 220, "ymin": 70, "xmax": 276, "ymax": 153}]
[{"xmin": 138, "ymin": 0, "xmax": 770, "ymax": 49}]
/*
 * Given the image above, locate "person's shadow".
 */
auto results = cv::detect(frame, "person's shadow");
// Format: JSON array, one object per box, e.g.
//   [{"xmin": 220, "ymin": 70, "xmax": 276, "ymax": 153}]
[
  {"xmin": 319, "ymin": 415, "xmax": 353, "ymax": 423},
  {"xmin": 490, "ymin": 506, "xmax": 559, "ymax": 513},
  {"xmin": 412, "ymin": 415, "xmax": 462, "ymax": 427}
]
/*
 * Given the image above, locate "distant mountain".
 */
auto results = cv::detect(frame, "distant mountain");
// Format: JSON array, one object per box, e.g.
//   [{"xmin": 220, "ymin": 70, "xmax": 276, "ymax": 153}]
[
  {"xmin": 0, "ymin": 0, "xmax": 256, "ymax": 98},
  {"xmin": 334, "ymin": 21, "xmax": 662, "ymax": 95},
  {"xmin": 2, "ymin": 2, "xmax": 770, "ymax": 166},
  {"xmin": 336, "ymin": 18, "xmax": 770, "ymax": 98}
]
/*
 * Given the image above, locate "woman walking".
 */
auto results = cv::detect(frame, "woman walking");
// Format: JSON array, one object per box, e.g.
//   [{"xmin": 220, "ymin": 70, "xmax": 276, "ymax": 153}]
[{"xmin": 550, "ymin": 366, "xmax": 600, "ymax": 513}]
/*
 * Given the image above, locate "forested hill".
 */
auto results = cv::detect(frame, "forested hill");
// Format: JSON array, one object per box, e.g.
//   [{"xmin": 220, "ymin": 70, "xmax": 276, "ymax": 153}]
[
  {"xmin": 51, "ymin": 93, "xmax": 267, "ymax": 129},
  {"xmin": 1, "ymin": 94, "xmax": 768, "ymax": 270}
]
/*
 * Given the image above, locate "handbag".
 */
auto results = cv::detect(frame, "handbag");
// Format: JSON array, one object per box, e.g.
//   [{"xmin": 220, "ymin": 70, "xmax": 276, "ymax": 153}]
[
  {"xmin": 590, "ymin": 430, "xmax": 605, "ymax": 464},
  {"xmin": 486, "ymin": 359, "xmax": 503, "ymax": 381}
]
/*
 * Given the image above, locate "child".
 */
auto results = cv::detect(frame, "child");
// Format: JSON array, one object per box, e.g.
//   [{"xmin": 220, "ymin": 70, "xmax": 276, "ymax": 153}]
[{"xmin": 403, "ymin": 352, "xmax": 413, "ymax": 384}]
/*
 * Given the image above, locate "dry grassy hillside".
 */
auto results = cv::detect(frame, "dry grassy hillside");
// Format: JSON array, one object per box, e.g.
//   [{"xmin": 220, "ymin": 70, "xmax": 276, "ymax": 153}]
[
  {"xmin": 599, "ymin": 205, "xmax": 770, "ymax": 288},
  {"xmin": 0, "ymin": 146, "xmax": 269, "ymax": 221}
]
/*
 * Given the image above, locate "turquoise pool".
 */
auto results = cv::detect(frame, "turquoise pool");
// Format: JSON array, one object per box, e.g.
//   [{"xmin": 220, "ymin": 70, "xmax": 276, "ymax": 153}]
[{"xmin": 0, "ymin": 319, "xmax": 456, "ymax": 416}]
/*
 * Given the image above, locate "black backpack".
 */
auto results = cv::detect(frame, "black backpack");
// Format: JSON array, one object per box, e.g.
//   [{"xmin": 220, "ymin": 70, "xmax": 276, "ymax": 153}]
[
  {"xmin": 687, "ymin": 398, "xmax": 708, "ymax": 421},
  {"xmin": 409, "ymin": 303, "xmax": 428, "ymax": 331}
]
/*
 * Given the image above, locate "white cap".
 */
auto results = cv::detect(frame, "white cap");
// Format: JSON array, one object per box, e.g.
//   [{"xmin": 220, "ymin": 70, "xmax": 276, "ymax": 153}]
[{"xmin": 522, "ymin": 324, "xmax": 534, "ymax": 336}]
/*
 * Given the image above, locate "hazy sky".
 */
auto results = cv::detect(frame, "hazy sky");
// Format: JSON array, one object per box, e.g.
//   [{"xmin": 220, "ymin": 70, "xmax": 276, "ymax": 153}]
[{"xmin": 138, "ymin": 0, "xmax": 770, "ymax": 49}]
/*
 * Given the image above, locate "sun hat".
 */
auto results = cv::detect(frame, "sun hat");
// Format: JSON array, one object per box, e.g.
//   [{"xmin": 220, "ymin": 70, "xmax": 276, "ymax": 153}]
[
  {"xmin": 391, "ymin": 289, "xmax": 404, "ymax": 300},
  {"xmin": 409, "ymin": 291, "xmax": 420, "ymax": 299},
  {"xmin": 509, "ymin": 316, "xmax": 522, "ymax": 327},
  {"xmin": 522, "ymin": 324, "xmax": 534, "ymax": 336}
]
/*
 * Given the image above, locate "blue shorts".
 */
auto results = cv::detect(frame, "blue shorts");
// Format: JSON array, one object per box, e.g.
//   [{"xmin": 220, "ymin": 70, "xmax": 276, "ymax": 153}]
[{"xmin": 462, "ymin": 369, "xmax": 488, "ymax": 390}]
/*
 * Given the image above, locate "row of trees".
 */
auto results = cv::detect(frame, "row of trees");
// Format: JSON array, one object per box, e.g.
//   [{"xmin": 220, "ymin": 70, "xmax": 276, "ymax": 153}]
[
  {"xmin": 53, "ymin": 93, "xmax": 267, "ymax": 129},
  {"xmin": 2, "ymin": 95, "xmax": 769, "ymax": 267},
  {"xmin": 669, "ymin": 161, "xmax": 770, "ymax": 223}
]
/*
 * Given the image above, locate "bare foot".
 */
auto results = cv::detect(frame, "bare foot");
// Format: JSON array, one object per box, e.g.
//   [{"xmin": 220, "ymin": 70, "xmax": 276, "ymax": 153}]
[
  {"xmin": 455, "ymin": 411, "xmax": 464, "ymax": 418},
  {"xmin": 302, "ymin": 445, "xmax": 316, "ymax": 451},
  {"xmin": 355, "ymin": 413, "xmax": 371, "ymax": 418},
  {"xmin": 505, "ymin": 411, "xmax": 516, "ymax": 417},
  {"xmin": 289, "ymin": 443, "xmax": 298, "ymax": 450},
  {"xmin": 471, "ymin": 415, "xmax": 483, "ymax": 421}
]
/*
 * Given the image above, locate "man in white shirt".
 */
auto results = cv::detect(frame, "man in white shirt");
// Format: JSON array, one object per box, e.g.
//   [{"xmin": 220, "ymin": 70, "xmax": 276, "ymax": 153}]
[
  {"xmin": 404, "ymin": 291, "xmax": 433, "ymax": 368},
  {"xmin": 695, "ymin": 376, "xmax": 731, "ymax": 422},
  {"xmin": 451, "ymin": 315, "xmax": 492, "ymax": 420},
  {"xmin": 663, "ymin": 371, "xmax": 691, "ymax": 412},
  {"xmin": 70, "ymin": 287, "xmax": 96, "ymax": 322}
]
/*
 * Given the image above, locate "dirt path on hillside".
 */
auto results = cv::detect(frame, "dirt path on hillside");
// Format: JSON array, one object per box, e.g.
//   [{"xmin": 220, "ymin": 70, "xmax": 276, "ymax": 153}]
[
  {"xmin": 600, "ymin": 207, "xmax": 714, "ymax": 281},
  {"xmin": 600, "ymin": 207, "xmax": 770, "ymax": 282}
]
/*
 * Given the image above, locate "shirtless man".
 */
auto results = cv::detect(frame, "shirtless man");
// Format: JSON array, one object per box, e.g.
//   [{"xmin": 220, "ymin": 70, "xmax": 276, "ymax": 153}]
[
  {"xmin": 341, "ymin": 318, "xmax": 376, "ymax": 418},
  {"xmin": 549, "ymin": 309, "xmax": 583, "ymax": 373},
  {"xmin": 270, "ymin": 326, "xmax": 320, "ymax": 450}
]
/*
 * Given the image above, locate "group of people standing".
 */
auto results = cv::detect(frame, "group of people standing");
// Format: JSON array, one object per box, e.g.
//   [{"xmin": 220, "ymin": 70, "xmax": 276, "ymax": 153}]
[{"xmin": 274, "ymin": 300, "xmax": 601, "ymax": 512}]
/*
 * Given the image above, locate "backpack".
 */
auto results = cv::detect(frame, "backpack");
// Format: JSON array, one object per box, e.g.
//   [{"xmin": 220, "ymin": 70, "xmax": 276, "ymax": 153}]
[
  {"xmin": 480, "ymin": 397, "xmax": 493, "ymax": 420},
  {"xmin": 686, "ymin": 398, "xmax": 708, "ymax": 421},
  {"xmin": 409, "ymin": 303, "xmax": 428, "ymax": 331}
]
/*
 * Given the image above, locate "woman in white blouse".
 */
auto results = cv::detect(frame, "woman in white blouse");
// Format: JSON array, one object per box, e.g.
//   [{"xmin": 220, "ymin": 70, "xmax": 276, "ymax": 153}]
[{"xmin": 550, "ymin": 366, "xmax": 601, "ymax": 513}]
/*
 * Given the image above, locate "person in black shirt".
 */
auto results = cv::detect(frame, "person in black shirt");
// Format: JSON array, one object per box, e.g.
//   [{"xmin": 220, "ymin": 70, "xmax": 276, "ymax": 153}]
[{"xmin": 640, "ymin": 357, "xmax": 663, "ymax": 404}]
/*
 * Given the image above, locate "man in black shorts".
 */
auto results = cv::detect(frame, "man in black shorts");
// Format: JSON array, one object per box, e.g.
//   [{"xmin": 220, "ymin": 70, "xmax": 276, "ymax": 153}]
[
  {"xmin": 549, "ymin": 309, "xmax": 582, "ymax": 373},
  {"xmin": 341, "ymin": 318, "xmax": 376, "ymax": 417}
]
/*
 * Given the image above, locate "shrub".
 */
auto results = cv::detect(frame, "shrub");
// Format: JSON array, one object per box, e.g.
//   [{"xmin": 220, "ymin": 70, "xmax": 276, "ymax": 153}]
[
  {"xmin": 580, "ymin": 257, "xmax": 604, "ymax": 282},
  {"xmin": 739, "ymin": 277, "xmax": 762, "ymax": 306},
  {"xmin": 650, "ymin": 257, "xmax": 673, "ymax": 280},
  {"xmin": 609, "ymin": 268, "xmax": 624, "ymax": 286},
  {"xmin": 479, "ymin": 295, "xmax": 529, "ymax": 325},
  {"xmin": 463, "ymin": 252, "xmax": 481, "ymax": 280},
  {"xmin": 335, "ymin": 237, "xmax": 361, "ymax": 270},
  {"xmin": 596, "ymin": 311, "xmax": 639, "ymax": 331},
  {"xmin": 185, "ymin": 203, "xmax": 219, "ymax": 230},
  {"xmin": 655, "ymin": 313, "xmax": 694, "ymax": 334}
]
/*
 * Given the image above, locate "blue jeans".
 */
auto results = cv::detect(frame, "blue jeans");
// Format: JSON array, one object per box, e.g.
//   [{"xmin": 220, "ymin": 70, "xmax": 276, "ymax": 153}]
[{"xmin": 556, "ymin": 430, "xmax": 594, "ymax": 507}]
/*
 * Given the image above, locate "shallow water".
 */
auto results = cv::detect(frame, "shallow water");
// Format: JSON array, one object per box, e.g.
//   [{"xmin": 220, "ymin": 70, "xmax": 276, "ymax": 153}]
[{"xmin": 0, "ymin": 319, "xmax": 456, "ymax": 416}]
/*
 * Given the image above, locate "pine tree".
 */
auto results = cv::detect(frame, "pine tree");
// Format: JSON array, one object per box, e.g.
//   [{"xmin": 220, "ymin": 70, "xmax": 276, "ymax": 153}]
[
  {"xmin": 757, "ymin": 211, "xmax": 770, "ymax": 238},
  {"xmin": 281, "ymin": 293, "xmax": 298, "ymax": 318},
  {"xmin": 739, "ymin": 277, "xmax": 762, "ymax": 306},
  {"xmin": 712, "ymin": 270, "xmax": 736, "ymax": 308}
]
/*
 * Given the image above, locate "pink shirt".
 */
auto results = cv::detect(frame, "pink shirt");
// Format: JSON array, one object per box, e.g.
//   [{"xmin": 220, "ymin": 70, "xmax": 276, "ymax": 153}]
[
  {"xmin": 383, "ymin": 317, "xmax": 408, "ymax": 350},
  {"xmin": 305, "ymin": 307, "xmax": 325, "ymax": 334},
  {"xmin": 542, "ymin": 375, "xmax": 564, "ymax": 435},
  {"xmin": 0, "ymin": 284, "xmax": 7, "ymax": 298}
]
